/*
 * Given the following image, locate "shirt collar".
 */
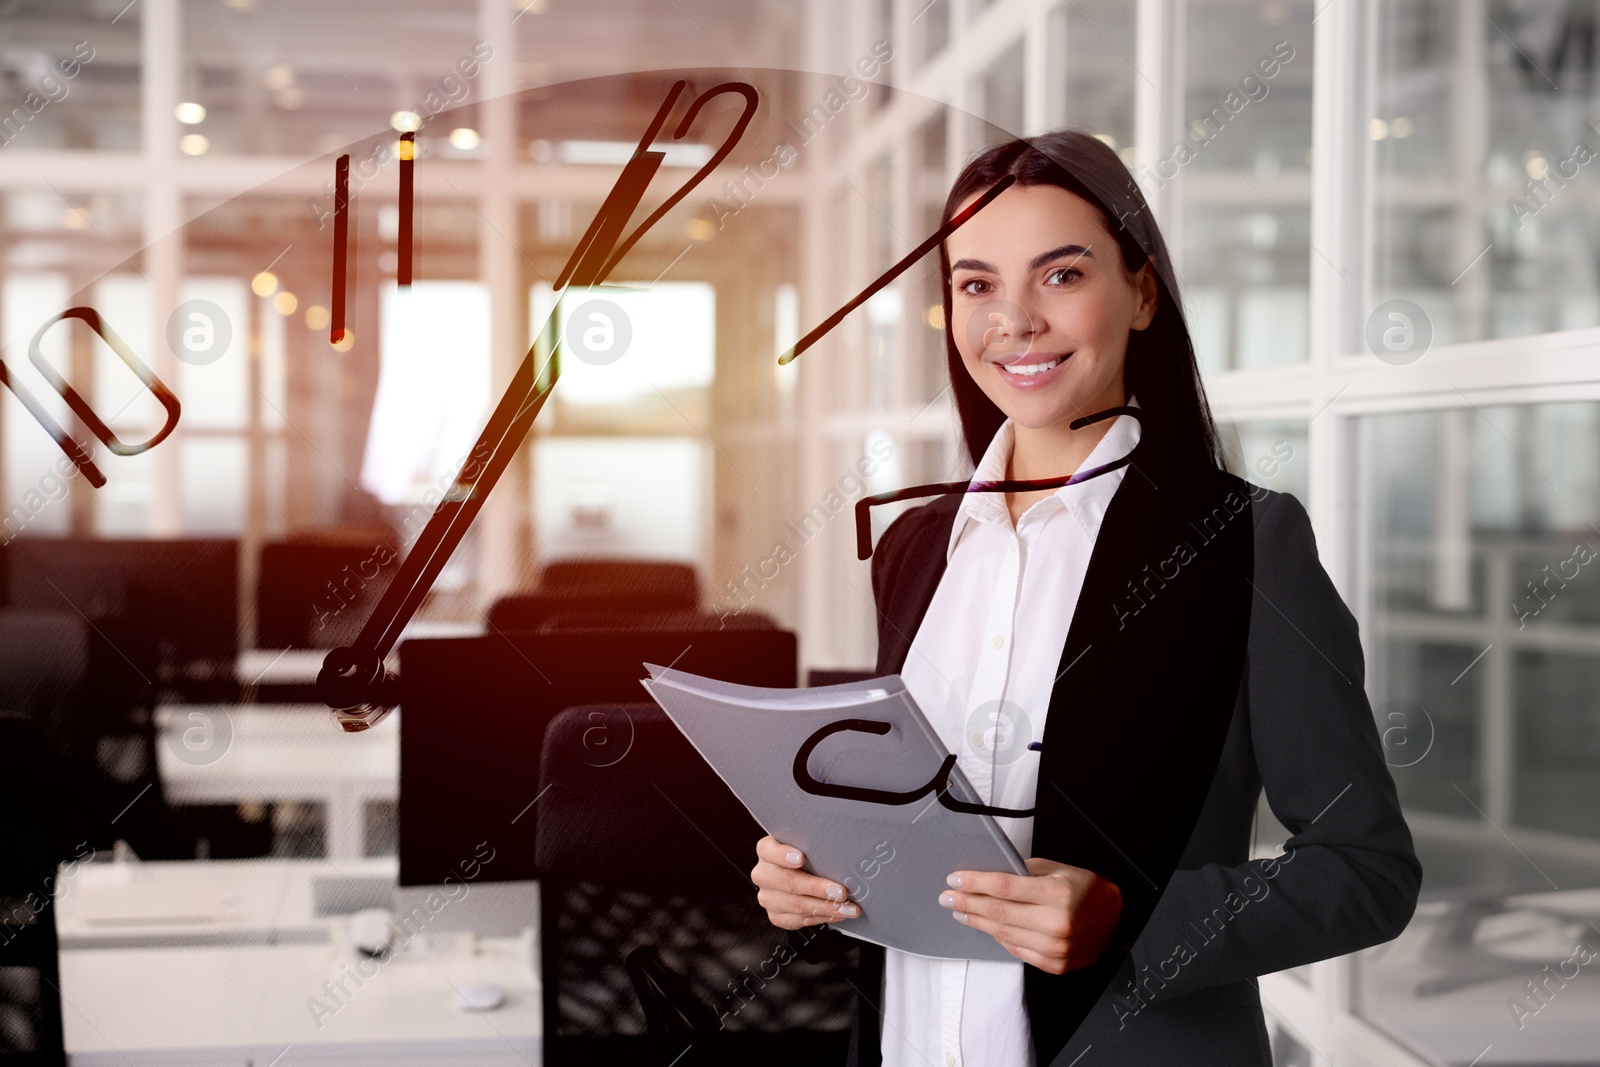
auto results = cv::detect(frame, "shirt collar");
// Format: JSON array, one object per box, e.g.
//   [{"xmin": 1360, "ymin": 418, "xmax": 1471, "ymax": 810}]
[{"xmin": 946, "ymin": 397, "xmax": 1143, "ymax": 561}]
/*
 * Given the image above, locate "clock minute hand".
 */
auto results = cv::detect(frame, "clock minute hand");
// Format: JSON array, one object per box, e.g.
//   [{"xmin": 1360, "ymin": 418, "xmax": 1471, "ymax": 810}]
[{"xmin": 316, "ymin": 84, "xmax": 689, "ymax": 731}]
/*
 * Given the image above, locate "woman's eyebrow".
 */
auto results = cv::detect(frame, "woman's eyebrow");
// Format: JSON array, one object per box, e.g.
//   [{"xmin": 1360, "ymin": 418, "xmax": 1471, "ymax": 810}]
[{"xmin": 950, "ymin": 245, "xmax": 1094, "ymax": 274}]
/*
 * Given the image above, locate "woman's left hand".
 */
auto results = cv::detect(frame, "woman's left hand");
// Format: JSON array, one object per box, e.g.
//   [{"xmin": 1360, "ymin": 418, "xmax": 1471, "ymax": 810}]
[{"xmin": 939, "ymin": 858, "xmax": 1123, "ymax": 975}]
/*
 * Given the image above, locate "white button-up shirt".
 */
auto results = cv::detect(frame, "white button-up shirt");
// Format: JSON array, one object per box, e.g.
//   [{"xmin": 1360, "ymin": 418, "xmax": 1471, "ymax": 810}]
[{"xmin": 881, "ymin": 406, "xmax": 1140, "ymax": 1067}]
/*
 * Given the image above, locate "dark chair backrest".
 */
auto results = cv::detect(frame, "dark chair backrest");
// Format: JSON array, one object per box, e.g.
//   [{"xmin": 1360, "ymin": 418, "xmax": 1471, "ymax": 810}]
[
  {"xmin": 398, "ymin": 626, "xmax": 797, "ymax": 887},
  {"xmin": 535, "ymin": 703, "xmax": 854, "ymax": 1066},
  {"xmin": 487, "ymin": 559, "xmax": 699, "ymax": 632},
  {"xmin": 0, "ymin": 716, "xmax": 69, "ymax": 1064},
  {"xmin": 0, "ymin": 612, "xmax": 86, "ymax": 757},
  {"xmin": 257, "ymin": 534, "xmax": 398, "ymax": 650}
]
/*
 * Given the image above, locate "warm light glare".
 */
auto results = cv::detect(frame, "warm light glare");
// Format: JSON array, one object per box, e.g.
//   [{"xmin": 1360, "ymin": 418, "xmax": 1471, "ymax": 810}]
[
  {"xmin": 175, "ymin": 101, "xmax": 207, "ymax": 125},
  {"xmin": 1369, "ymin": 117, "xmax": 1389, "ymax": 141},
  {"xmin": 263, "ymin": 63, "xmax": 296, "ymax": 91},
  {"xmin": 398, "ymin": 137, "xmax": 415, "ymax": 161},
  {"xmin": 1391, "ymin": 115, "xmax": 1414, "ymax": 138},
  {"xmin": 449, "ymin": 127, "xmax": 481, "ymax": 150},
  {"xmin": 273, "ymin": 291, "xmax": 299, "ymax": 316},
  {"xmin": 924, "ymin": 304, "xmax": 945, "ymax": 331},
  {"xmin": 179, "ymin": 133, "xmax": 211, "ymax": 156},
  {"xmin": 305, "ymin": 305, "xmax": 331, "ymax": 330},
  {"xmin": 390, "ymin": 111, "xmax": 423, "ymax": 133},
  {"xmin": 251, "ymin": 271, "xmax": 279, "ymax": 297},
  {"xmin": 61, "ymin": 208, "xmax": 89, "ymax": 230},
  {"xmin": 1524, "ymin": 151, "xmax": 1549, "ymax": 181},
  {"xmin": 683, "ymin": 217, "xmax": 716, "ymax": 241},
  {"xmin": 332, "ymin": 329, "xmax": 356, "ymax": 352}
]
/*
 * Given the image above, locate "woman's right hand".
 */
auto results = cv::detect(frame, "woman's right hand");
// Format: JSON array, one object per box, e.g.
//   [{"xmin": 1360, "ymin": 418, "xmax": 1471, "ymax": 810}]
[{"xmin": 751, "ymin": 835, "xmax": 861, "ymax": 929}]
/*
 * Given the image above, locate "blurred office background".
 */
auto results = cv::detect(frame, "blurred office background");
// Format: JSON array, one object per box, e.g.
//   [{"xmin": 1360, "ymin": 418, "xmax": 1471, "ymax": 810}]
[{"xmin": 1, "ymin": 0, "xmax": 1599, "ymax": 1063}]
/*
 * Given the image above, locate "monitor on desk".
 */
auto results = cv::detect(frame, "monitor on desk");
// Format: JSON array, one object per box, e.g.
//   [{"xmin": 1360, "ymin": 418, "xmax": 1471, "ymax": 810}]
[{"xmin": 397, "ymin": 626, "xmax": 797, "ymax": 899}]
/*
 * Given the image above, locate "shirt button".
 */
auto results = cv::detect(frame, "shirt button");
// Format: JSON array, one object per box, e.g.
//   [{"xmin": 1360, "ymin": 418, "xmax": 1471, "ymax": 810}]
[
  {"xmin": 990, "ymin": 634, "xmax": 1004, "ymax": 649},
  {"xmin": 945, "ymin": 1053, "xmax": 957, "ymax": 1067},
  {"xmin": 1007, "ymin": 539, "xmax": 1017, "ymax": 554}
]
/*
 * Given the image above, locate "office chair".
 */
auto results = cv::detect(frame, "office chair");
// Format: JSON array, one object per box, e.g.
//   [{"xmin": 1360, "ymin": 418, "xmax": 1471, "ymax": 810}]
[
  {"xmin": 535, "ymin": 703, "xmax": 855, "ymax": 1067},
  {"xmin": 487, "ymin": 559, "xmax": 699, "ymax": 632},
  {"xmin": 0, "ymin": 716, "xmax": 68, "ymax": 1065},
  {"xmin": 0, "ymin": 609, "xmax": 269, "ymax": 862},
  {"xmin": 257, "ymin": 532, "xmax": 399, "ymax": 651}
]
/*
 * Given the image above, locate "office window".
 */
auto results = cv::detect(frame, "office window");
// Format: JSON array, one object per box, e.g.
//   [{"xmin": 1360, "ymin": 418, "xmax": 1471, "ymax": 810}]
[
  {"xmin": 1059, "ymin": 0, "xmax": 1135, "ymax": 149},
  {"xmin": 1218, "ymin": 419, "xmax": 1308, "ymax": 504},
  {"xmin": 1363, "ymin": 402, "xmax": 1600, "ymax": 834},
  {"xmin": 0, "ymin": 3, "xmax": 139, "ymax": 152},
  {"xmin": 180, "ymin": 0, "xmax": 478, "ymax": 158},
  {"xmin": 1373, "ymin": 0, "xmax": 1600, "ymax": 345},
  {"xmin": 1179, "ymin": 0, "xmax": 1313, "ymax": 372},
  {"xmin": 2, "ymin": 272, "xmax": 73, "ymax": 539},
  {"xmin": 533, "ymin": 436, "xmax": 709, "ymax": 565},
  {"xmin": 976, "ymin": 39, "xmax": 1025, "ymax": 144},
  {"xmin": 362, "ymin": 281, "xmax": 492, "ymax": 505},
  {"xmin": 530, "ymin": 281, "xmax": 715, "ymax": 407}
]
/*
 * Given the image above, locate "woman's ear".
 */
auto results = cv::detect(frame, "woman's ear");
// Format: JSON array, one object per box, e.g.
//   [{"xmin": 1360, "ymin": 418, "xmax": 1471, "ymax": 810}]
[{"xmin": 1131, "ymin": 262, "xmax": 1160, "ymax": 332}]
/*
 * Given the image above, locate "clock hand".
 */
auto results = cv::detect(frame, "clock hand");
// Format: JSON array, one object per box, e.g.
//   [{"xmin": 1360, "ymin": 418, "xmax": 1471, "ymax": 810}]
[
  {"xmin": 317, "ymin": 79, "xmax": 754, "ymax": 729},
  {"xmin": 777, "ymin": 173, "xmax": 1015, "ymax": 365}
]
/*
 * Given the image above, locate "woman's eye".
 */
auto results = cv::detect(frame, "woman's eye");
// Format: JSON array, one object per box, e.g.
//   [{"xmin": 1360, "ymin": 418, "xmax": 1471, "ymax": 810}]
[
  {"xmin": 957, "ymin": 278, "xmax": 993, "ymax": 296},
  {"xmin": 1045, "ymin": 267, "xmax": 1082, "ymax": 286}
]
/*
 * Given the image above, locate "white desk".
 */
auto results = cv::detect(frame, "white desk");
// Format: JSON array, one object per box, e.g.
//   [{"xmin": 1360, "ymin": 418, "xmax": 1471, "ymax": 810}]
[
  {"xmin": 157, "ymin": 705, "xmax": 397, "ymax": 860},
  {"xmin": 62, "ymin": 930, "xmax": 540, "ymax": 1065},
  {"xmin": 55, "ymin": 857, "xmax": 398, "ymax": 949},
  {"xmin": 59, "ymin": 857, "xmax": 540, "ymax": 1065}
]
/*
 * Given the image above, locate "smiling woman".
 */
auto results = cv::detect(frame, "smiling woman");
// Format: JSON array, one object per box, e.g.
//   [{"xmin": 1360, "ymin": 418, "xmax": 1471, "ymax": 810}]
[{"xmin": 749, "ymin": 130, "xmax": 1421, "ymax": 1067}]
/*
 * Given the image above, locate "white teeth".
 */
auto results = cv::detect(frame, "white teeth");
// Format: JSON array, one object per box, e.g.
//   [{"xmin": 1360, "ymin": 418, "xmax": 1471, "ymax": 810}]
[{"xmin": 1000, "ymin": 357, "xmax": 1063, "ymax": 376}]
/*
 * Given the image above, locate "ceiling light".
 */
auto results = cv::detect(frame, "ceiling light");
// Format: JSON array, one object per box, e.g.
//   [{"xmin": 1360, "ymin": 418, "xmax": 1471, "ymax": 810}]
[
  {"xmin": 390, "ymin": 111, "xmax": 423, "ymax": 134},
  {"xmin": 273, "ymin": 291, "xmax": 299, "ymax": 316},
  {"xmin": 179, "ymin": 133, "xmax": 211, "ymax": 156},
  {"xmin": 305, "ymin": 305, "xmax": 331, "ymax": 330},
  {"xmin": 175, "ymin": 101, "xmax": 206, "ymax": 125},
  {"xmin": 449, "ymin": 127, "xmax": 481, "ymax": 150},
  {"xmin": 251, "ymin": 271, "xmax": 279, "ymax": 297}
]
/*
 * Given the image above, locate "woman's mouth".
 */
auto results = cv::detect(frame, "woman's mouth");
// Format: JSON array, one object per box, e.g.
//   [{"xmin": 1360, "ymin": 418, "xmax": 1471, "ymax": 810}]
[{"xmin": 993, "ymin": 352, "xmax": 1071, "ymax": 386}]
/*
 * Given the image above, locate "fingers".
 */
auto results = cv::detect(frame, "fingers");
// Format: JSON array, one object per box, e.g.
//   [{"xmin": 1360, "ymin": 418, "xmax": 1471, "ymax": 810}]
[
  {"xmin": 752, "ymin": 837, "xmax": 860, "ymax": 932},
  {"xmin": 751, "ymin": 837, "xmax": 852, "ymax": 903},
  {"xmin": 755, "ymin": 835, "xmax": 807, "ymax": 868},
  {"xmin": 946, "ymin": 868, "xmax": 1058, "ymax": 905},
  {"xmin": 941, "ymin": 887, "xmax": 1069, "ymax": 941},
  {"xmin": 958, "ymin": 909, "xmax": 1069, "ymax": 973},
  {"xmin": 756, "ymin": 887, "xmax": 861, "ymax": 926}
]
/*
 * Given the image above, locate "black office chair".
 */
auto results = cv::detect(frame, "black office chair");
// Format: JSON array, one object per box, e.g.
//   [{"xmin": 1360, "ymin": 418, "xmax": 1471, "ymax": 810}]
[
  {"xmin": 257, "ymin": 532, "xmax": 399, "ymax": 651},
  {"xmin": 0, "ymin": 716, "xmax": 69, "ymax": 1065},
  {"xmin": 0, "ymin": 609, "xmax": 269, "ymax": 862},
  {"xmin": 535, "ymin": 703, "xmax": 855, "ymax": 1067},
  {"xmin": 488, "ymin": 560, "xmax": 700, "ymax": 632}
]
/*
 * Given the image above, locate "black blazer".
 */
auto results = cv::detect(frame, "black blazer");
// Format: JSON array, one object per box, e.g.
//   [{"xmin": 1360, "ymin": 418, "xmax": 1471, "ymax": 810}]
[{"xmin": 839, "ymin": 443, "xmax": 1422, "ymax": 1066}]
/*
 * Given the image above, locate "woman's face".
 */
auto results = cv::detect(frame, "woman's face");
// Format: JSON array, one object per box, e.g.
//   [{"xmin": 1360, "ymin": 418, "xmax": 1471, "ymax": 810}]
[{"xmin": 946, "ymin": 183, "xmax": 1158, "ymax": 432}]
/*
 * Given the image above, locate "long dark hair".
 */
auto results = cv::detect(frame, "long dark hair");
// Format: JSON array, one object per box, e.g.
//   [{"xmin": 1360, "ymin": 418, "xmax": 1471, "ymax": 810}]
[{"xmin": 937, "ymin": 130, "xmax": 1224, "ymax": 472}]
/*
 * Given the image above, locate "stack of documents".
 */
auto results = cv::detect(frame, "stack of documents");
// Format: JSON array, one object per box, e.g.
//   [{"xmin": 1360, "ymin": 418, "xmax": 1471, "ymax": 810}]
[{"xmin": 642, "ymin": 665, "xmax": 1027, "ymax": 961}]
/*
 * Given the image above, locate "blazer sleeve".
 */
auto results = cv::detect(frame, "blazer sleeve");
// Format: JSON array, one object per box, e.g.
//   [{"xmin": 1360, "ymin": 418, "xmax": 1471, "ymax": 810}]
[{"xmin": 1125, "ymin": 490, "xmax": 1422, "ymax": 995}]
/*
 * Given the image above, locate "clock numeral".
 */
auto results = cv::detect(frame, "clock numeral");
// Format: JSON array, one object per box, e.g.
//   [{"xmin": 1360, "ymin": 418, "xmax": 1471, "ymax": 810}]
[
  {"xmin": 399, "ymin": 132, "xmax": 415, "ymax": 287},
  {"xmin": 0, "ymin": 307, "xmax": 183, "ymax": 488},
  {"xmin": 331, "ymin": 153, "xmax": 351, "ymax": 345}
]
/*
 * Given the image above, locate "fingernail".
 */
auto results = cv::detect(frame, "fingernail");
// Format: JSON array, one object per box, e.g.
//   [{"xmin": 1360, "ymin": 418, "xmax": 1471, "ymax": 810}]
[
  {"xmin": 939, "ymin": 891, "xmax": 956, "ymax": 909},
  {"xmin": 953, "ymin": 910, "xmax": 969, "ymax": 924},
  {"xmin": 838, "ymin": 903, "xmax": 860, "ymax": 918},
  {"xmin": 824, "ymin": 884, "xmax": 845, "ymax": 902},
  {"xmin": 946, "ymin": 874, "xmax": 964, "ymax": 889},
  {"xmin": 785, "ymin": 849, "xmax": 802, "ymax": 866}
]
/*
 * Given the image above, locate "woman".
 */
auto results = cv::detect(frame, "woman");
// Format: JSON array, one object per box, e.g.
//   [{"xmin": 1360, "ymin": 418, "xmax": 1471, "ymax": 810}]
[{"xmin": 750, "ymin": 131, "xmax": 1421, "ymax": 1065}]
